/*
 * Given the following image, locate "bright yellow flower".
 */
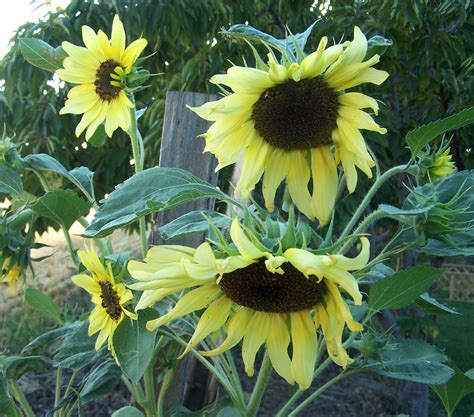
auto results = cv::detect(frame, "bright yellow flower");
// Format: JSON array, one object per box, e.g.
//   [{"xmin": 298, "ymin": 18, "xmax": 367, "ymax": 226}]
[
  {"xmin": 1, "ymin": 257, "xmax": 23, "ymax": 290},
  {"xmin": 431, "ymin": 147, "xmax": 455, "ymax": 179},
  {"xmin": 128, "ymin": 219, "xmax": 369, "ymax": 389},
  {"xmin": 190, "ymin": 27, "xmax": 388, "ymax": 225},
  {"xmin": 72, "ymin": 246, "xmax": 136, "ymax": 356},
  {"xmin": 56, "ymin": 15, "xmax": 147, "ymax": 139}
]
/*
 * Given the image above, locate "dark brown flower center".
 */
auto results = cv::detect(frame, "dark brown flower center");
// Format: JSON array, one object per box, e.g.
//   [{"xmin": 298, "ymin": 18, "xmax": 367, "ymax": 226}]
[
  {"xmin": 251, "ymin": 76, "xmax": 339, "ymax": 150},
  {"xmin": 99, "ymin": 280, "xmax": 122, "ymax": 321},
  {"xmin": 219, "ymin": 261, "xmax": 327, "ymax": 313},
  {"xmin": 95, "ymin": 60, "xmax": 122, "ymax": 101}
]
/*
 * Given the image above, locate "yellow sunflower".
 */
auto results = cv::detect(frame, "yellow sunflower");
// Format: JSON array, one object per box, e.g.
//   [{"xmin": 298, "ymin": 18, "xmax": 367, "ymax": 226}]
[
  {"xmin": 72, "ymin": 245, "xmax": 136, "ymax": 355},
  {"xmin": 56, "ymin": 15, "xmax": 147, "ymax": 139},
  {"xmin": 190, "ymin": 27, "xmax": 388, "ymax": 225},
  {"xmin": 128, "ymin": 218, "xmax": 369, "ymax": 389},
  {"xmin": 1, "ymin": 256, "xmax": 23, "ymax": 290},
  {"xmin": 431, "ymin": 147, "xmax": 455, "ymax": 179}
]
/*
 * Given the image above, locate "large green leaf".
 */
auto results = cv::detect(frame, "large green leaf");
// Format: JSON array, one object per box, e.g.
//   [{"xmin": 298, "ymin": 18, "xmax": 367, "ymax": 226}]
[
  {"xmin": 30, "ymin": 189, "xmax": 91, "ymax": 230},
  {"xmin": 158, "ymin": 210, "xmax": 230, "ymax": 240},
  {"xmin": 24, "ymin": 288, "xmax": 61, "ymax": 322},
  {"xmin": 78, "ymin": 361, "xmax": 122, "ymax": 403},
  {"xmin": 84, "ymin": 167, "xmax": 238, "ymax": 238},
  {"xmin": 0, "ymin": 354, "xmax": 47, "ymax": 380},
  {"xmin": 112, "ymin": 407, "xmax": 145, "ymax": 417},
  {"xmin": 431, "ymin": 363, "xmax": 474, "ymax": 417},
  {"xmin": 19, "ymin": 38, "xmax": 66, "ymax": 72},
  {"xmin": 406, "ymin": 107, "xmax": 474, "ymax": 156},
  {"xmin": 0, "ymin": 371, "xmax": 20, "ymax": 417},
  {"xmin": 0, "ymin": 164, "xmax": 23, "ymax": 195},
  {"xmin": 113, "ymin": 310, "xmax": 159, "ymax": 384},
  {"xmin": 415, "ymin": 293, "xmax": 460, "ymax": 315},
  {"xmin": 23, "ymin": 154, "xmax": 95, "ymax": 200},
  {"xmin": 364, "ymin": 339, "xmax": 454, "ymax": 384},
  {"xmin": 369, "ymin": 266, "xmax": 442, "ymax": 311}
]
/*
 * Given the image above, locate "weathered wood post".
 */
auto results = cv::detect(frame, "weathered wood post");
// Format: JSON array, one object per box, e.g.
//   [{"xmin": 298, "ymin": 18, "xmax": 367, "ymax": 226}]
[{"xmin": 150, "ymin": 91, "xmax": 219, "ymax": 410}]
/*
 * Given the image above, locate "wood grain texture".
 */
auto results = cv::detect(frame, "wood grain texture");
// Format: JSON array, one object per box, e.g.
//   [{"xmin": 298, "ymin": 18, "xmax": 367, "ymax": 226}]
[{"xmin": 150, "ymin": 91, "xmax": 218, "ymax": 246}]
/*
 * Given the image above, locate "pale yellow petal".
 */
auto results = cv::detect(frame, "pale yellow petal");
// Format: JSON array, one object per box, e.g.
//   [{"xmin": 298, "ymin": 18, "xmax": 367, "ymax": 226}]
[
  {"xmin": 81, "ymin": 25, "xmax": 106, "ymax": 61},
  {"xmin": 111, "ymin": 15, "xmax": 126, "ymax": 61},
  {"xmin": 301, "ymin": 36, "xmax": 328, "ymax": 79},
  {"xmin": 286, "ymin": 150, "xmax": 314, "ymax": 220},
  {"xmin": 230, "ymin": 218, "xmax": 267, "ymax": 260},
  {"xmin": 71, "ymin": 273, "xmax": 100, "ymax": 294},
  {"xmin": 122, "ymin": 38, "xmax": 148, "ymax": 72},
  {"xmin": 338, "ymin": 106, "xmax": 387, "ymax": 134},
  {"xmin": 266, "ymin": 314, "xmax": 294, "ymax": 384},
  {"xmin": 262, "ymin": 149, "xmax": 291, "ymax": 212},
  {"xmin": 330, "ymin": 237, "xmax": 370, "ymax": 270},
  {"xmin": 338, "ymin": 92, "xmax": 380, "ymax": 115},
  {"xmin": 242, "ymin": 312, "xmax": 270, "ymax": 376}
]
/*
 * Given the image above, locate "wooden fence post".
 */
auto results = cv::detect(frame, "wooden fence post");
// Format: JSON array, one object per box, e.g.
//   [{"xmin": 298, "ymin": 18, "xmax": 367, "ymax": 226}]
[{"xmin": 151, "ymin": 91, "xmax": 219, "ymax": 410}]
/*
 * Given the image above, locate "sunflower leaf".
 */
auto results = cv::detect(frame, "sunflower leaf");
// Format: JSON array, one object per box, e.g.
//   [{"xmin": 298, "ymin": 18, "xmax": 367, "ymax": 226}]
[
  {"xmin": 19, "ymin": 38, "xmax": 66, "ymax": 73},
  {"xmin": 406, "ymin": 107, "xmax": 474, "ymax": 157},
  {"xmin": 112, "ymin": 407, "xmax": 145, "ymax": 417},
  {"xmin": 84, "ymin": 167, "xmax": 239, "ymax": 238},
  {"xmin": 24, "ymin": 288, "xmax": 61, "ymax": 322},
  {"xmin": 0, "ymin": 164, "xmax": 23, "ymax": 195},
  {"xmin": 369, "ymin": 266, "xmax": 443, "ymax": 311},
  {"xmin": 0, "ymin": 371, "xmax": 20, "ymax": 417}
]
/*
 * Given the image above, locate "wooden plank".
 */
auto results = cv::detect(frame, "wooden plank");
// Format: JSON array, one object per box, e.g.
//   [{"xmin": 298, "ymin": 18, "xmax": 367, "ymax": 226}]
[{"xmin": 150, "ymin": 91, "xmax": 218, "ymax": 246}]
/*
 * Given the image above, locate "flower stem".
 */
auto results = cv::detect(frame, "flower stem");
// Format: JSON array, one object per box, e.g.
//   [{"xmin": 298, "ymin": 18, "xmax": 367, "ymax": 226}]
[
  {"xmin": 156, "ymin": 367, "xmax": 175, "ymax": 417},
  {"xmin": 9, "ymin": 380, "xmax": 35, "ymax": 417},
  {"xmin": 128, "ymin": 103, "xmax": 148, "ymax": 258},
  {"xmin": 337, "ymin": 164, "xmax": 417, "ymax": 252},
  {"xmin": 53, "ymin": 368, "xmax": 62, "ymax": 417},
  {"xmin": 143, "ymin": 363, "xmax": 157, "ymax": 417},
  {"xmin": 246, "ymin": 352, "xmax": 272, "ymax": 417}
]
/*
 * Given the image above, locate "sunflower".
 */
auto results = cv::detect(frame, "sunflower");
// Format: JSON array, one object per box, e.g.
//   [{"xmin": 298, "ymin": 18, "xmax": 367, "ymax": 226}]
[
  {"xmin": 56, "ymin": 15, "xmax": 147, "ymax": 139},
  {"xmin": 128, "ymin": 218, "xmax": 369, "ymax": 389},
  {"xmin": 190, "ymin": 27, "xmax": 388, "ymax": 225},
  {"xmin": 72, "ymin": 246, "xmax": 136, "ymax": 355},
  {"xmin": 1, "ymin": 256, "xmax": 23, "ymax": 290},
  {"xmin": 431, "ymin": 147, "xmax": 455, "ymax": 179}
]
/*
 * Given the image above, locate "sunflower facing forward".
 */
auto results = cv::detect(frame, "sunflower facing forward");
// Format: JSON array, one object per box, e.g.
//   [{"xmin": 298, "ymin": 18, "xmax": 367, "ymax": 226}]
[
  {"xmin": 128, "ymin": 218, "xmax": 369, "ymax": 389},
  {"xmin": 72, "ymin": 246, "xmax": 136, "ymax": 356},
  {"xmin": 56, "ymin": 15, "xmax": 147, "ymax": 139},
  {"xmin": 190, "ymin": 27, "xmax": 388, "ymax": 225}
]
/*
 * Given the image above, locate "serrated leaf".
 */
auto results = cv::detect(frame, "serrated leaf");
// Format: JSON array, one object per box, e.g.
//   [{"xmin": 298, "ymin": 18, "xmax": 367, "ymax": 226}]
[
  {"xmin": 79, "ymin": 361, "xmax": 122, "ymax": 403},
  {"xmin": 30, "ymin": 189, "xmax": 90, "ymax": 230},
  {"xmin": 158, "ymin": 210, "xmax": 230, "ymax": 240},
  {"xmin": 416, "ymin": 293, "xmax": 460, "ymax": 315},
  {"xmin": 112, "ymin": 407, "xmax": 145, "ymax": 417},
  {"xmin": 379, "ymin": 203, "xmax": 435, "ymax": 216},
  {"xmin": 406, "ymin": 107, "xmax": 474, "ymax": 156},
  {"xmin": 84, "ymin": 167, "xmax": 238, "ymax": 238},
  {"xmin": 0, "ymin": 354, "xmax": 47, "ymax": 380},
  {"xmin": 23, "ymin": 153, "xmax": 95, "ymax": 200},
  {"xmin": 19, "ymin": 38, "xmax": 66, "ymax": 72},
  {"xmin": 113, "ymin": 310, "xmax": 159, "ymax": 384},
  {"xmin": 369, "ymin": 266, "xmax": 443, "ymax": 311},
  {"xmin": 431, "ymin": 362, "xmax": 474, "ymax": 417},
  {"xmin": 24, "ymin": 288, "xmax": 61, "ymax": 322},
  {"xmin": 366, "ymin": 35, "xmax": 392, "ymax": 59},
  {"xmin": 364, "ymin": 339, "xmax": 454, "ymax": 384},
  {"xmin": 0, "ymin": 164, "xmax": 23, "ymax": 195}
]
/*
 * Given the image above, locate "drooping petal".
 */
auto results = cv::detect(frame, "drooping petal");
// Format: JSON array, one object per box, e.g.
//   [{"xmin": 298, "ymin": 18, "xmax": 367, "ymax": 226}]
[
  {"xmin": 266, "ymin": 314, "xmax": 294, "ymax": 384},
  {"xmin": 262, "ymin": 149, "xmax": 291, "ymax": 212},
  {"xmin": 230, "ymin": 218, "xmax": 268, "ymax": 260},
  {"xmin": 286, "ymin": 150, "xmax": 314, "ymax": 220},
  {"xmin": 300, "ymin": 36, "xmax": 328, "ymax": 79},
  {"xmin": 330, "ymin": 237, "xmax": 370, "ymax": 270},
  {"xmin": 242, "ymin": 312, "xmax": 270, "ymax": 376}
]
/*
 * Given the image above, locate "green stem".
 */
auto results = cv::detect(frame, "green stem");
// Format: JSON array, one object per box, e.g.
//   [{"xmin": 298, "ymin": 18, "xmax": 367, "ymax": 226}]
[
  {"xmin": 246, "ymin": 352, "xmax": 272, "ymax": 417},
  {"xmin": 59, "ymin": 372, "xmax": 77, "ymax": 417},
  {"xmin": 337, "ymin": 165, "xmax": 417, "ymax": 250},
  {"xmin": 128, "ymin": 103, "xmax": 148, "ymax": 258},
  {"xmin": 156, "ymin": 368, "xmax": 175, "ymax": 417},
  {"xmin": 53, "ymin": 368, "xmax": 62, "ymax": 417},
  {"xmin": 287, "ymin": 370, "xmax": 356, "ymax": 417},
  {"xmin": 143, "ymin": 364, "xmax": 157, "ymax": 417},
  {"xmin": 9, "ymin": 380, "xmax": 35, "ymax": 417}
]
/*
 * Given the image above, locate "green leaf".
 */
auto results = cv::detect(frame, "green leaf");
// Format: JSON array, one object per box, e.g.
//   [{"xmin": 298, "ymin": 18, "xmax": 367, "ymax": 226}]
[
  {"xmin": 431, "ymin": 363, "xmax": 474, "ymax": 417},
  {"xmin": 24, "ymin": 288, "xmax": 61, "ymax": 322},
  {"xmin": 112, "ymin": 406, "xmax": 145, "ymax": 417},
  {"xmin": 0, "ymin": 164, "xmax": 23, "ymax": 195},
  {"xmin": 0, "ymin": 371, "xmax": 20, "ymax": 417},
  {"xmin": 23, "ymin": 153, "xmax": 95, "ymax": 200},
  {"xmin": 84, "ymin": 167, "xmax": 238, "ymax": 238},
  {"xmin": 170, "ymin": 398, "xmax": 240, "ymax": 417},
  {"xmin": 378, "ymin": 203, "xmax": 435, "ymax": 216},
  {"xmin": 19, "ymin": 38, "xmax": 66, "ymax": 72},
  {"xmin": 88, "ymin": 125, "xmax": 107, "ymax": 148},
  {"xmin": 364, "ymin": 339, "xmax": 454, "ymax": 384},
  {"xmin": 0, "ymin": 355, "xmax": 46, "ymax": 380},
  {"xmin": 30, "ymin": 189, "xmax": 91, "ymax": 230},
  {"xmin": 158, "ymin": 210, "xmax": 230, "ymax": 240},
  {"xmin": 406, "ymin": 107, "xmax": 474, "ymax": 156},
  {"xmin": 369, "ymin": 266, "xmax": 443, "ymax": 311},
  {"xmin": 366, "ymin": 35, "xmax": 393, "ymax": 59},
  {"xmin": 415, "ymin": 293, "xmax": 460, "ymax": 315},
  {"xmin": 79, "ymin": 361, "xmax": 122, "ymax": 403},
  {"xmin": 113, "ymin": 310, "xmax": 159, "ymax": 384}
]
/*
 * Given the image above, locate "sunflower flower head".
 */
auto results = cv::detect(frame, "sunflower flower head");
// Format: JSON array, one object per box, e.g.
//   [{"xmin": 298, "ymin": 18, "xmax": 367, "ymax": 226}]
[
  {"xmin": 190, "ymin": 26, "xmax": 388, "ymax": 225},
  {"xmin": 56, "ymin": 14, "xmax": 148, "ymax": 140},
  {"xmin": 1, "ymin": 256, "xmax": 23, "ymax": 291},
  {"xmin": 430, "ymin": 147, "xmax": 456, "ymax": 179},
  {"xmin": 128, "ymin": 218, "xmax": 370, "ymax": 389},
  {"xmin": 72, "ymin": 245, "xmax": 136, "ymax": 356}
]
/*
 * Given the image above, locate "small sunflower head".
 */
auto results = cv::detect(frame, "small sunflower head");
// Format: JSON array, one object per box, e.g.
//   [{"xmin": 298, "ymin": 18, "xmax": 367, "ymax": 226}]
[
  {"xmin": 418, "ymin": 141, "xmax": 456, "ymax": 182},
  {"xmin": 1, "ymin": 255, "xmax": 23, "ymax": 290}
]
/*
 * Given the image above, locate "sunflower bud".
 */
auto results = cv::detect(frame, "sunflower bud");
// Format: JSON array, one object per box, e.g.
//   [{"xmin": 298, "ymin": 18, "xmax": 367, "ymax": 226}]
[{"xmin": 417, "ymin": 141, "xmax": 456, "ymax": 182}]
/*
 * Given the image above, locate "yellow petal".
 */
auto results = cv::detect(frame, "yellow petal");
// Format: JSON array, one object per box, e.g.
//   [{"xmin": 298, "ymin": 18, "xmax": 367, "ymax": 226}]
[
  {"xmin": 111, "ymin": 15, "xmax": 126, "ymax": 62},
  {"xmin": 85, "ymin": 101, "xmax": 109, "ymax": 140},
  {"xmin": 81, "ymin": 25, "xmax": 106, "ymax": 62},
  {"xmin": 262, "ymin": 149, "xmax": 291, "ymax": 212},
  {"xmin": 146, "ymin": 245, "xmax": 195, "ymax": 263},
  {"xmin": 286, "ymin": 150, "xmax": 314, "ymax": 220},
  {"xmin": 311, "ymin": 146, "xmax": 338, "ymax": 225},
  {"xmin": 266, "ymin": 314, "xmax": 294, "ymax": 384},
  {"xmin": 230, "ymin": 218, "xmax": 267, "ymax": 260},
  {"xmin": 283, "ymin": 249, "xmax": 325, "ymax": 279},
  {"xmin": 211, "ymin": 66, "xmax": 274, "ymax": 94},
  {"xmin": 326, "ymin": 282, "xmax": 363, "ymax": 332},
  {"xmin": 267, "ymin": 52, "xmax": 289, "ymax": 83},
  {"xmin": 135, "ymin": 288, "xmax": 181, "ymax": 311},
  {"xmin": 77, "ymin": 245, "xmax": 109, "ymax": 280},
  {"xmin": 122, "ymin": 38, "xmax": 148, "ymax": 73},
  {"xmin": 301, "ymin": 36, "xmax": 328, "ymax": 79},
  {"xmin": 338, "ymin": 106, "xmax": 387, "ymax": 134},
  {"xmin": 323, "ymin": 267, "xmax": 362, "ymax": 305},
  {"xmin": 242, "ymin": 312, "xmax": 270, "ymax": 376},
  {"xmin": 75, "ymin": 103, "xmax": 102, "ymax": 138},
  {"xmin": 71, "ymin": 273, "xmax": 100, "ymax": 294},
  {"xmin": 338, "ymin": 92, "xmax": 380, "ymax": 115},
  {"xmin": 331, "ymin": 237, "xmax": 370, "ymax": 270},
  {"xmin": 290, "ymin": 310, "xmax": 317, "ymax": 389},
  {"xmin": 60, "ymin": 92, "xmax": 100, "ymax": 115},
  {"xmin": 189, "ymin": 93, "xmax": 258, "ymax": 121}
]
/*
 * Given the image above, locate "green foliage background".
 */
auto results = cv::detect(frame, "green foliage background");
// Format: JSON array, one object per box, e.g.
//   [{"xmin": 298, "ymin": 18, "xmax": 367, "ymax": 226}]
[{"xmin": 0, "ymin": 0, "xmax": 472, "ymax": 200}]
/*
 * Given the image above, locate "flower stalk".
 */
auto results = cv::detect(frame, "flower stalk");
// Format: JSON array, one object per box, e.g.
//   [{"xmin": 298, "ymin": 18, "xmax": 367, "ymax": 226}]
[{"xmin": 246, "ymin": 352, "xmax": 273, "ymax": 417}]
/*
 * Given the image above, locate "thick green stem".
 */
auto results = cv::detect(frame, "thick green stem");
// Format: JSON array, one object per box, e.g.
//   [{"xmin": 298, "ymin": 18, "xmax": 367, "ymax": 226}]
[
  {"xmin": 156, "ymin": 368, "xmax": 175, "ymax": 417},
  {"xmin": 246, "ymin": 352, "xmax": 272, "ymax": 417},
  {"xmin": 143, "ymin": 364, "xmax": 157, "ymax": 417},
  {"xmin": 338, "ymin": 165, "xmax": 417, "ymax": 251},
  {"xmin": 128, "ymin": 104, "xmax": 148, "ymax": 258},
  {"xmin": 53, "ymin": 368, "xmax": 62, "ymax": 417},
  {"xmin": 9, "ymin": 380, "xmax": 35, "ymax": 417}
]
